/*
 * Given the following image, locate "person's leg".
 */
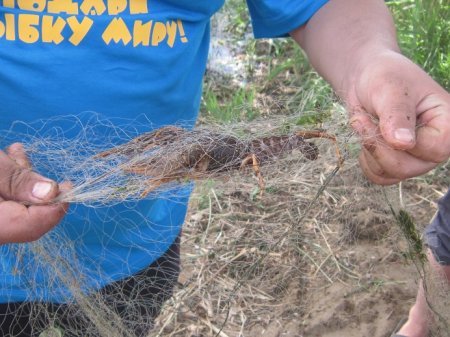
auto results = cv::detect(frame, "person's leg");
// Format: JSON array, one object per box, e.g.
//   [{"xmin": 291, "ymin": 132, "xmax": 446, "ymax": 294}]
[
  {"xmin": 0, "ymin": 302, "xmax": 64, "ymax": 337},
  {"xmin": 0, "ymin": 234, "xmax": 181, "ymax": 337},
  {"xmin": 98, "ymin": 234, "xmax": 181, "ymax": 336},
  {"xmin": 397, "ymin": 189, "xmax": 450, "ymax": 337},
  {"xmin": 397, "ymin": 250, "xmax": 450, "ymax": 337},
  {"xmin": 0, "ymin": 302, "xmax": 33, "ymax": 337}
]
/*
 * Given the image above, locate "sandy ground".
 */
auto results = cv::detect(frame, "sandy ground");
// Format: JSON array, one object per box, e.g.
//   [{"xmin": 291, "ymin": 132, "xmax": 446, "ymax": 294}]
[
  {"xmin": 153, "ymin": 154, "xmax": 448, "ymax": 337},
  {"xmin": 151, "ymin": 7, "xmax": 449, "ymax": 335},
  {"xmin": 242, "ymin": 179, "xmax": 425, "ymax": 337}
]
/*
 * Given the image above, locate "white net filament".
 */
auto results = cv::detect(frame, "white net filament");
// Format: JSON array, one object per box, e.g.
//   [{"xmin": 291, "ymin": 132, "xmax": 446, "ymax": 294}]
[
  {"xmin": 3, "ymin": 114, "xmax": 346, "ymax": 207},
  {"xmin": 0, "ymin": 113, "xmax": 447, "ymax": 337}
]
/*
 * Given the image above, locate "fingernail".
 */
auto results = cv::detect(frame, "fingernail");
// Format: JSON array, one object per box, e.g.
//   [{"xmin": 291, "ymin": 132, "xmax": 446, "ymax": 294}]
[
  {"xmin": 32, "ymin": 181, "xmax": 53, "ymax": 200},
  {"xmin": 394, "ymin": 128, "xmax": 414, "ymax": 143}
]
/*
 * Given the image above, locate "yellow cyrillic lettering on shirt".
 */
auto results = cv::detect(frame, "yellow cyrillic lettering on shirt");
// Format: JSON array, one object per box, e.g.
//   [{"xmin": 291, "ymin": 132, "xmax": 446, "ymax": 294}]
[
  {"xmin": 102, "ymin": 18, "xmax": 131, "ymax": 45},
  {"xmin": 133, "ymin": 20, "xmax": 152, "ymax": 47},
  {"xmin": 67, "ymin": 16, "xmax": 93, "ymax": 46},
  {"xmin": 166, "ymin": 20, "xmax": 176, "ymax": 48},
  {"xmin": 129, "ymin": 0, "xmax": 148, "ymax": 14},
  {"xmin": 107, "ymin": 0, "xmax": 126, "ymax": 15},
  {"xmin": 18, "ymin": 14, "xmax": 39, "ymax": 43},
  {"xmin": 177, "ymin": 20, "xmax": 188, "ymax": 43},
  {"xmin": 3, "ymin": 0, "xmax": 14, "ymax": 8},
  {"xmin": 17, "ymin": 0, "xmax": 45, "ymax": 12},
  {"xmin": 5, "ymin": 14, "xmax": 15, "ymax": 40},
  {"xmin": 151, "ymin": 21, "xmax": 166, "ymax": 46},
  {"xmin": 47, "ymin": 0, "xmax": 79, "ymax": 15},
  {"xmin": 0, "ymin": 21, "xmax": 5, "ymax": 39},
  {"xmin": 42, "ymin": 15, "xmax": 65, "ymax": 44},
  {"xmin": 80, "ymin": 0, "xmax": 106, "ymax": 15}
]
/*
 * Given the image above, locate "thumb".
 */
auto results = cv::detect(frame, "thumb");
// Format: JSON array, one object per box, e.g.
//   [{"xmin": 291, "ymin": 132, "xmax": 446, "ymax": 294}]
[
  {"xmin": 352, "ymin": 51, "xmax": 420, "ymax": 150},
  {"xmin": 378, "ymin": 100, "xmax": 416, "ymax": 150},
  {"xmin": 0, "ymin": 150, "xmax": 59, "ymax": 203},
  {"xmin": 366, "ymin": 75, "xmax": 417, "ymax": 150}
]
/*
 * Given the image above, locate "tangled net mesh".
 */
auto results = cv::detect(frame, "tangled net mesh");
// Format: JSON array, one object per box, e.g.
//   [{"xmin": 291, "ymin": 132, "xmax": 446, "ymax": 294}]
[{"xmin": 0, "ymin": 111, "xmax": 449, "ymax": 337}]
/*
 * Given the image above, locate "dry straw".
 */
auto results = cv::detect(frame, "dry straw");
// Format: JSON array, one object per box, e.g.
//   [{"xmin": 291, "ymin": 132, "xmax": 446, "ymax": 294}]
[{"xmin": 0, "ymin": 112, "xmax": 446, "ymax": 336}]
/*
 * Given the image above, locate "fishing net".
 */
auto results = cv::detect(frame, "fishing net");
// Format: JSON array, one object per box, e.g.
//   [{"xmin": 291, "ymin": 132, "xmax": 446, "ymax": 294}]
[
  {"xmin": 0, "ymin": 2, "xmax": 449, "ymax": 335},
  {"xmin": 0, "ymin": 108, "xmax": 447, "ymax": 337}
]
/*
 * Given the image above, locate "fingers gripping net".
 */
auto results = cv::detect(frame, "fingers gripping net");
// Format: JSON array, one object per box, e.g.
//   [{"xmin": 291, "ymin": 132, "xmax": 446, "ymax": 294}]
[
  {"xmin": 0, "ymin": 113, "xmax": 447, "ymax": 337},
  {"xmin": 0, "ymin": 115, "xmax": 188, "ymax": 337}
]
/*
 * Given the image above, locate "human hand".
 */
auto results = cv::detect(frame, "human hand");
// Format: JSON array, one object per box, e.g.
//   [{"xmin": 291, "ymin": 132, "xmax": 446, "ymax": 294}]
[
  {"xmin": 347, "ymin": 50, "xmax": 450, "ymax": 185},
  {"xmin": 0, "ymin": 143, "xmax": 69, "ymax": 244}
]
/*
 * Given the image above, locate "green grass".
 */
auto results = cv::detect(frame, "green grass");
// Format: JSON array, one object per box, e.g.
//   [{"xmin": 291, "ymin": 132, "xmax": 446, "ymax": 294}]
[
  {"xmin": 389, "ymin": 0, "xmax": 450, "ymax": 89},
  {"xmin": 202, "ymin": 0, "xmax": 449, "ymax": 126},
  {"xmin": 264, "ymin": 44, "xmax": 336, "ymax": 114},
  {"xmin": 201, "ymin": 84, "xmax": 257, "ymax": 123}
]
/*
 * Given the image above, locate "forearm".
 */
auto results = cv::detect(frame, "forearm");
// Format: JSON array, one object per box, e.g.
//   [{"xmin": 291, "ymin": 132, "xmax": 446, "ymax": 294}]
[
  {"xmin": 290, "ymin": 0, "xmax": 450, "ymax": 185},
  {"xmin": 290, "ymin": 0, "xmax": 400, "ymax": 100}
]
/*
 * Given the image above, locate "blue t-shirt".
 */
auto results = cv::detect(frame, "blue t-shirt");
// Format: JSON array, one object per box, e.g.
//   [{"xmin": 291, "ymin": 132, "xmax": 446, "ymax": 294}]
[{"xmin": 0, "ymin": 0, "xmax": 328, "ymax": 303}]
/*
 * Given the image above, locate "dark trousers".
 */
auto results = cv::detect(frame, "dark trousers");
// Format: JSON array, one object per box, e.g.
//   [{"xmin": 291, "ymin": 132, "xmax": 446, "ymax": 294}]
[{"xmin": 0, "ymin": 236, "xmax": 180, "ymax": 337}]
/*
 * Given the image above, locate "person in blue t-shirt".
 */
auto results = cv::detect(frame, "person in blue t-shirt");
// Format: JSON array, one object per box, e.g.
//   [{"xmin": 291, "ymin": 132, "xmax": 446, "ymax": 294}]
[{"xmin": 0, "ymin": 0, "xmax": 449, "ymax": 336}]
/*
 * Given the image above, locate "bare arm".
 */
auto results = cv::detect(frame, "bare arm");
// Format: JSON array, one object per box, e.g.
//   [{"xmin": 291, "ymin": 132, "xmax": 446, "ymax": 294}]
[{"xmin": 290, "ymin": 0, "xmax": 450, "ymax": 184}]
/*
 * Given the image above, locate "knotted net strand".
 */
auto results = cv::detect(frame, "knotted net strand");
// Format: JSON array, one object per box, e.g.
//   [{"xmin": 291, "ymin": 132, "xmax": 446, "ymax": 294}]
[{"xmin": 0, "ymin": 111, "xmax": 448, "ymax": 337}]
